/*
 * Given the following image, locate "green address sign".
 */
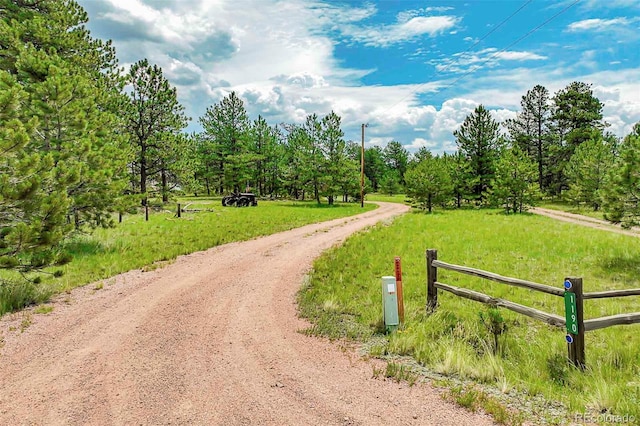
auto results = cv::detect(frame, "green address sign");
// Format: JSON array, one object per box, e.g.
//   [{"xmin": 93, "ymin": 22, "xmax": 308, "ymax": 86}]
[{"xmin": 564, "ymin": 291, "xmax": 578, "ymax": 334}]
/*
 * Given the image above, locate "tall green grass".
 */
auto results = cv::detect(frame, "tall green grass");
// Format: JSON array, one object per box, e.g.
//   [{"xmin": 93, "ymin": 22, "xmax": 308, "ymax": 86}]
[
  {"xmin": 366, "ymin": 193, "xmax": 409, "ymax": 203},
  {"xmin": 301, "ymin": 209, "xmax": 640, "ymax": 422},
  {"xmin": 0, "ymin": 200, "xmax": 375, "ymax": 316}
]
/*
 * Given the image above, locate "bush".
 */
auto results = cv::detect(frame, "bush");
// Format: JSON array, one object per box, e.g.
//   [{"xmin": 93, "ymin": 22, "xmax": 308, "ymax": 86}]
[{"xmin": 0, "ymin": 278, "xmax": 50, "ymax": 315}]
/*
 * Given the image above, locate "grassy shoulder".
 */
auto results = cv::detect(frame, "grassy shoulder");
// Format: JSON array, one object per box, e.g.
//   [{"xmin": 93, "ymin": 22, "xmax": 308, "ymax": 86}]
[
  {"xmin": 1, "ymin": 199, "xmax": 376, "ymax": 316},
  {"xmin": 299, "ymin": 209, "xmax": 640, "ymax": 424}
]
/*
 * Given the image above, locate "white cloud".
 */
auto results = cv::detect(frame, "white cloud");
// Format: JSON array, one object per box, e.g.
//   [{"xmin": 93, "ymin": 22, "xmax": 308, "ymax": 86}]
[
  {"xmin": 339, "ymin": 15, "xmax": 459, "ymax": 47},
  {"xmin": 78, "ymin": 0, "xmax": 640, "ymax": 156},
  {"xmin": 579, "ymin": 0, "xmax": 640, "ymax": 10},
  {"xmin": 494, "ymin": 51, "xmax": 547, "ymax": 61},
  {"xmin": 433, "ymin": 48, "xmax": 547, "ymax": 73},
  {"xmin": 567, "ymin": 17, "xmax": 639, "ymax": 32}
]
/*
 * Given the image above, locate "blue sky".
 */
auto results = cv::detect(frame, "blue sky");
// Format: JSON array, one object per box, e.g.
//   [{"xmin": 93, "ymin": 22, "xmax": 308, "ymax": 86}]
[{"xmin": 77, "ymin": 0, "xmax": 640, "ymax": 153}]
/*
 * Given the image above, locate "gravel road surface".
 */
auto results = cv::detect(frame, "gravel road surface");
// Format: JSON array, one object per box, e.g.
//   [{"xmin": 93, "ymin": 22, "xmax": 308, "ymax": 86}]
[{"xmin": 0, "ymin": 202, "xmax": 496, "ymax": 426}]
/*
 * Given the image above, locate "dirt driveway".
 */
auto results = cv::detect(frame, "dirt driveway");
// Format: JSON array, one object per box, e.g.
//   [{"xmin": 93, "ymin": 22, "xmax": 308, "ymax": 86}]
[
  {"xmin": 0, "ymin": 202, "xmax": 495, "ymax": 426},
  {"xmin": 531, "ymin": 207, "xmax": 640, "ymax": 237}
]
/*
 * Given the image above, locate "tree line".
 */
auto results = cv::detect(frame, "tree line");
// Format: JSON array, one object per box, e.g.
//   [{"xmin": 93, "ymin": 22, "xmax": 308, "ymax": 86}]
[
  {"xmin": 2, "ymin": 0, "xmax": 640, "ymax": 282},
  {"xmin": 0, "ymin": 1, "xmax": 411, "ymax": 276},
  {"xmin": 402, "ymin": 83, "xmax": 640, "ymax": 227}
]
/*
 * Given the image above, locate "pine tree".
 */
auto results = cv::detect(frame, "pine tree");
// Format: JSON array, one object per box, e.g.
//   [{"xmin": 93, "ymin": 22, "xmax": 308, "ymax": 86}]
[
  {"xmin": 490, "ymin": 145, "xmax": 539, "ymax": 214},
  {"xmin": 282, "ymin": 124, "xmax": 308, "ymax": 200},
  {"xmin": 363, "ymin": 146, "xmax": 388, "ymax": 192},
  {"xmin": 318, "ymin": 111, "xmax": 353, "ymax": 205},
  {"xmin": 442, "ymin": 151, "xmax": 476, "ymax": 208},
  {"xmin": 249, "ymin": 116, "xmax": 283, "ymax": 196},
  {"xmin": 383, "ymin": 141, "xmax": 409, "ymax": 184},
  {"xmin": 301, "ymin": 114, "xmax": 324, "ymax": 203},
  {"xmin": 379, "ymin": 171, "xmax": 402, "ymax": 196},
  {"xmin": 454, "ymin": 105, "xmax": 501, "ymax": 203},
  {"xmin": 548, "ymin": 82, "xmax": 605, "ymax": 194},
  {"xmin": 602, "ymin": 123, "xmax": 640, "ymax": 228},
  {"xmin": 2, "ymin": 0, "xmax": 132, "ymax": 228},
  {"xmin": 124, "ymin": 59, "xmax": 188, "ymax": 204},
  {"xmin": 198, "ymin": 92, "xmax": 250, "ymax": 194},
  {"xmin": 565, "ymin": 135, "xmax": 615, "ymax": 211},
  {"xmin": 0, "ymin": 71, "xmax": 72, "ymax": 272},
  {"xmin": 506, "ymin": 85, "xmax": 551, "ymax": 191},
  {"xmin": 405, "ymin": 156, "xmax": 452, "ymax": 213}
]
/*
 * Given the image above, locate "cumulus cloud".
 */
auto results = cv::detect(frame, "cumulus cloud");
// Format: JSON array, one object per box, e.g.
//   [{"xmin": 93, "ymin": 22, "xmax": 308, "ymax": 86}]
[{"xmin": 77, "ymin": 0, "xmax": 640, "ymax": 155}]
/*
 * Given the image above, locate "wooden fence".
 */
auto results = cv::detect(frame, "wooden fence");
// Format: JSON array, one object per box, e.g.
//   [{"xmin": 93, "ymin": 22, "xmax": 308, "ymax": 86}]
[{"xmin": 426, "ymin": 249, "xmax": 640, "ymax": 369}]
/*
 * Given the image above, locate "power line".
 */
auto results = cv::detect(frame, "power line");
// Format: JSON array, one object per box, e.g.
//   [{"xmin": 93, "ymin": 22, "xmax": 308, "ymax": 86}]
[
  {"xmin": 384, "ymin": 0, "xmax": 534, "ymax": 113},
  {"xmin": 382, "ymin": 0, "xmax": 579, "ymax": 115},
  {"xmin": 454, "ymin": 0, "xmax": 534, "ymax": 65},
  {"xmin": 422, "ymin": 0, "xmax": 580, "ymax": 104}
]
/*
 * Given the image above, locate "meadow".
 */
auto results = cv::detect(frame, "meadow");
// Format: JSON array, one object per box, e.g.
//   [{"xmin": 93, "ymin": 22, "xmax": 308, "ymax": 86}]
[
  {"xmin": 300, "ymin": 208, "xmax": 640, "ymax": 424},
  {"xmin": 0, "ymin": 198, "xmax": 375, "ymax": 315}
]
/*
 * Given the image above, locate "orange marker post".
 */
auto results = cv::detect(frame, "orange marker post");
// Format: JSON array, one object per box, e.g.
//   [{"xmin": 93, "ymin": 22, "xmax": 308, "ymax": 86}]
[{"xmin": 394, "ymin": 257, "xmax": 405, "ymax": 324}]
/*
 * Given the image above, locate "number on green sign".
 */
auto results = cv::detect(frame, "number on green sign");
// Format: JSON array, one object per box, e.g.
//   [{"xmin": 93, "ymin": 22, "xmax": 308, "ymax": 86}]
[{"xmin": 564, "ymin": 292, "xmax": 578, "ymax": 335}]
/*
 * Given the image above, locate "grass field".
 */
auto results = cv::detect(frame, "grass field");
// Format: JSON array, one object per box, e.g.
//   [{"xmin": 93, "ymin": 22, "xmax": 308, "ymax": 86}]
[
  {"xmin": 0, "ymin": 199, "xmax": 375, "ymax": 316},
  {"xmin": 366, "ymin": 193, "xmax": 409, "ymax": 204},
  {"xmin": 300, "ymin": 209, "xmax": 640, "ymax": 424}
]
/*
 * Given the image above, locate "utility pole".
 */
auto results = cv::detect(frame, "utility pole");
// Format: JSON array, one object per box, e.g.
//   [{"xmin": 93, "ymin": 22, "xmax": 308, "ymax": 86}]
[{"xmin": 360, "ymin": 123, "xmax": 367, "ymax": 208}]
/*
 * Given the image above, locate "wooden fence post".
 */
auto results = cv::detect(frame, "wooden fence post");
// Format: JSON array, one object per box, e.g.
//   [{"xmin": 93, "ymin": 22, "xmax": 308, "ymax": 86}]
[
  {"xmin": 426, "ymin": 249, "xmax": 438, "ymax": 312},
  {"xmin": 118, "ymin": 212, "xmax": 122, "ymax": 223},
  {"xmin": 177, "ymin": 203, "xmax": 181, "ymax": 218},
  {"xmin": 394, "ymin": 257, "xmax": 404, "ymax": 324},
  {"xmin": 565, "ymin": 277, "xmax": 585, "ymax": 370},
  {"xmin": 145, "ymin": 204, "xmax": 149, "ymax": 221}
]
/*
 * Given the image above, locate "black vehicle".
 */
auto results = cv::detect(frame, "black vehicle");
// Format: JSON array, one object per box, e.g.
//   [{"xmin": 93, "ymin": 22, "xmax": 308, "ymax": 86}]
[{"xmin": 222, "ymin": 192, "xmax": 258, "ymax": 207}]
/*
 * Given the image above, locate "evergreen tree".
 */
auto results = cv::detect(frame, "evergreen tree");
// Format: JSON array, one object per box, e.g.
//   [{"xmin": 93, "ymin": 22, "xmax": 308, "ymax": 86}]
[
  {"xmin": 363, "ymin": 146, "xmax": 387, "ymax": 192},
  {"xmin": 412, "ymin": 147, "xmax": 433, "ymax": 165},
  {"xmin": 565, "ymin": 135, "xmax": 614, "ymax": 211},
  {"xmin": 2, "ymin": 0, "xmax": 132, "ymax": 227},
  {"xmin": 249, "ymin": 116, "xmax": 283, "ymax": 196},
  {"xmin": 156, "ymin": 132, "xmax": 194, "ymax": 202},
  {"xmin": 506, "ymin": 85, "xmax": 551, "ymax": 191},
  {"xmin": 454, "ymin": 105, "xmax": 501, "ymax": 203},
  {"xmin": 301, "ymin": 114, "xmax": 324, "ymax": 203},
  {"xmin": 0, "ymin": 71, "xmax": 72, "ymax": 272},
  {"xmin": 405, "ymin": 156, "xmax": 452, "ymax": 212},
  {"xmin": 602, "ymin": 124, "xmax": 640, "ymax": 228},
  {"xmin": 442, "ymin": 151, "xmax": 476, "ymax": 208},
  {"xmin": 198, "ymin": 92, "xmax": 250, "ymax": 194},
  {"xmin": 282, "ymin": 124, "xmax": 308, "ymax": 200},
  {"xmin": 318, "ymin": 111, "xmax": 351, "ymax": 205},
  {"xmin": 124, "ymin": 59, "xmax": 188, "ymax": 204},
  {"xmin": 548, "ymin": 82, "xmax": 605, "ymax": 194},
  {"xmin": 383, "ymin": 141, "xmax": 409, "ymax": 184},
  {"xmin": 379, "ymin": 170, "xmax": 402, "ymax": 196},
  {"xmin": 490, "ymin": 145, "xmax": 539, "ymax": 214}
]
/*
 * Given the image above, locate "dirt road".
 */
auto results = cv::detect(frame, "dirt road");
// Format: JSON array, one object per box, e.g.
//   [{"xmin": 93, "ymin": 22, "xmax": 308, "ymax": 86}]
[
  {"xmin": 0, "ymin": 202, "xmax": 495, "ymax": 426},
  {"xmin": 531, "ymin": 207, "xmax": 640, "ymax": 237}
]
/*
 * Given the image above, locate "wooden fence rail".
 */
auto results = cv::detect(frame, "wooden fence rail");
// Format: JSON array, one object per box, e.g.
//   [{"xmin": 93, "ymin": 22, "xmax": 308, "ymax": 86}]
[{"xmin": 426, "ymin": 249, "xmax": 640, "ymax": 370}]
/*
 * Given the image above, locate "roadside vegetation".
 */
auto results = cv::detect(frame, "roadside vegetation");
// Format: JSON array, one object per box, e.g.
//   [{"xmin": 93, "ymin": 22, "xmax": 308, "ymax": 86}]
[
  {"xmin": 300, "ymin": 209, "xmax": 640, "ymax": 424},
  {"xmin": 0, "ymin": 200, "xmax": 374, "ymax": 316},
  {"xmin": 3, "ymin": 4, "xmax": 640, "ymax": 423}
]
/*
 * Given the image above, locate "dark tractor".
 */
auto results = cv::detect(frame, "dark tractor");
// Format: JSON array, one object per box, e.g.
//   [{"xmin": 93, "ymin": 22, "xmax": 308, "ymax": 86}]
[{"xmin": 222, "ymin": 192, "xmax": 258, "ymax": 207}]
